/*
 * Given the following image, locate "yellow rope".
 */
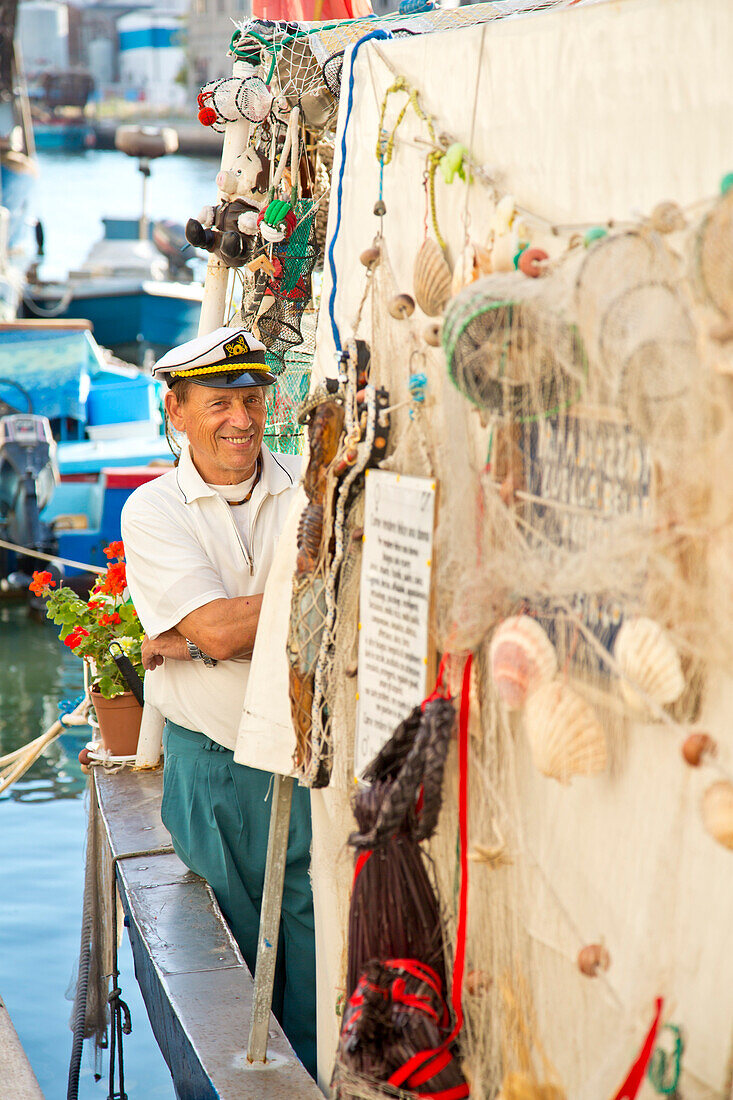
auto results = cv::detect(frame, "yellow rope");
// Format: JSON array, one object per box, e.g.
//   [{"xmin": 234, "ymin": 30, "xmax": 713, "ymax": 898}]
[
  {"xmin": 376, "ymin": 76, "xmax": 446, "ymax": 248},
  {"xmin": 172, "ymin": 361, "xmax": 267, "ymax": 378}
]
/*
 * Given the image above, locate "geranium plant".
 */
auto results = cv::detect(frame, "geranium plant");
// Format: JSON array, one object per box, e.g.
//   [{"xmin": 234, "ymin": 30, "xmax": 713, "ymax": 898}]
[{"xmin": 30, "ymin": 541, "xmax": 144, "ymax": 699}]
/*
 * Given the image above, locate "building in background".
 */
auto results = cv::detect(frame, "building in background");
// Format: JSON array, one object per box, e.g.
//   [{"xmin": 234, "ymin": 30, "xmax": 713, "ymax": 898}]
[
  {"xmin": 186, "ymin": 0, "xmax": 248, "ymax": 86},
  {"xmin": 17, "ymin": 0, "xmax": 70, "ymax": 73},
  {"xmin": 117, "ymin": 7, "xmax": 186, "ymax": 106}
]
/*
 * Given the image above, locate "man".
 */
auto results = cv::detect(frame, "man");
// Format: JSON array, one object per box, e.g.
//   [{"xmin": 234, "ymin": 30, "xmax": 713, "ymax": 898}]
[{"xmin": 121, "ymin": 326, "xmax": 315, "ymax": 1076}]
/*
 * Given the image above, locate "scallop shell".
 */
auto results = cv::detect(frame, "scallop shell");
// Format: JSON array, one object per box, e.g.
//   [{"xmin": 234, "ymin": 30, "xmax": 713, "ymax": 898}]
[
  {"xmin": 489, "ymin": 616, "xmax": 557, "ymax": 709},
  {"xmin": 701, "ymin": 781, "xmax": 733, "ymax": 850},
  {"xmin": 413, "ymin": 238, "xmax": 452, "ymax": 317},
  {"xmin": 524, "ymin": 681, "xmax": 608, "ymax": 784},
  {"xmin": 451, "ymin": 242, "xmax": 492, "ymax": 296},
  {"xmin": 613, "ymin": 617, "xmax": 685, "ymax": 711},
  {"xmin": 491, "ymin": 230, "xmax": 517, "ymax": 273}
]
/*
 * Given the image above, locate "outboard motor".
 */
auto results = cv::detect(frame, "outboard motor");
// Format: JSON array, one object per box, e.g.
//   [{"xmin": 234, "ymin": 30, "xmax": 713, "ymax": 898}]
[{"xmin": 0, "ymin": 381, "xmax": 59, "ymax": 587}]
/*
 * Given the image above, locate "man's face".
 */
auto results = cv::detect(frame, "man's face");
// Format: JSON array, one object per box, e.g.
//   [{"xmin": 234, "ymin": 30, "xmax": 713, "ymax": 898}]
[{"xmin": 165, "ymin": 384, "xmax": 267, "ymax": 484}]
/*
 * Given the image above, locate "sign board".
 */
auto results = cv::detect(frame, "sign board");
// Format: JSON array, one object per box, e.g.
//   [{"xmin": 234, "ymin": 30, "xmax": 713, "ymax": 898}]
[{"xmin": 354, "ymin": 470, "xmax": 436, "ymax": 779}]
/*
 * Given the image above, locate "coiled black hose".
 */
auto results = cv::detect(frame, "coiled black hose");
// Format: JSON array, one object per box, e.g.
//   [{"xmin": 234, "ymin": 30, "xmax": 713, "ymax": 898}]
[{"xmin": 67, "ymin": 846, "xmax": 94, "ymax": 1099}]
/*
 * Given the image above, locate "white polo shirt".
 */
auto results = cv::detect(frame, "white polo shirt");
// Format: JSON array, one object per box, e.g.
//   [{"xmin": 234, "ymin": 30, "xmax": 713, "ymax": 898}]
[{"xmin": 121, "ymin": 441, "xmax": 301, "ymax": 752}]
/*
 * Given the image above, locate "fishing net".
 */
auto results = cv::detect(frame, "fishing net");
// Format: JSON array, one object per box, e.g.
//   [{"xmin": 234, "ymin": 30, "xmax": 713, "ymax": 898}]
[
  {"xmin": 442, "ymin": 272, "xmax": 587, "ymax": 421},
  {"xmin": 690, "ymin": 187, "xmax": 733, "ymax": 320},
  {"xmin": 288, "ymin": 387, "xmax": 345, "ymax": 784},
  {"xmin": 573, "ymin": 230, "xmax": 698, "ymax": 439},
  {"xmin": 313, "ymin": 138, "xmax": 335, "ymax": 259},
  {"xmin": 264, "ymin": 308, "xmax": 317, "ymax": 454},
  {"xmin": 316, "ymin": 186, "xmax": 733, "ymax": 1093},
  {"xmin": 245, "ymin": 199, "xmax": 319, "ymax": 373}
]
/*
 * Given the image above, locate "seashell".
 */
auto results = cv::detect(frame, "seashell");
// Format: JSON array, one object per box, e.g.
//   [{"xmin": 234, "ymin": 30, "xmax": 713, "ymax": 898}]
[
  {"xmin": 489, "ymin": 616, "xmax": 557, "ymax": 709},
  {"xmin": 649, "ymin": 201, "xmax": 686, "ymax": 234},
  {"xmin": 424, "ymin": 320, "xmax": 442, "ymax": 347},
  {"xmin": 709, "ymin": 319, "xmax": 733, "ymax": 343},
  {"xmin": 491, "ymin": 231, "xmax": 517, "ymax": 273},
  {"xmin": 524, "ymin": 681, "xmax": 608, "ymax": 784},
  {"xmin": 577, "ymin": 943, "xmax": 610, "ymax": 977},
  {"xmin": 360, "ymin": 246, "xmax": 380, "ymax": 269},
  {"xmin": 388, "ymin": 293, "xmax": 415, "ymax": 320},
  {"xmin": 498, "ymin": 1072, "xmax": 566, "ymax": 1100},
  {"xmin": 413, "ymin": 239, "xmax": 452, "ymax": 316},
  {"xmin": 518, "ymin": 247, "xmax": 549, "ymax": 278},
  {"xmin": 492, "ymin": 194, "xmax": 516, "ymax": 235},
  {"xmin": 681, "ymin": 732, "xmax": 717, "ymax": 767},
  {"xmin": 451, "ymin": 242, "xmax": 492, "ymax": 296},
  {"xmin": 701, "ymin": 781, "xmax": 733, "ymax": 850},
  {"xmin": 614, "ymin": 617, "xmax": 685, "ymax": 711}
]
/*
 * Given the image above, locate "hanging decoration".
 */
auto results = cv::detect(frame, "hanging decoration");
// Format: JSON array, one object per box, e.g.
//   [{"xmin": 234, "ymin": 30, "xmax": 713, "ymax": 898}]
[
  {"xmin": 524, "ymin": 680, "xmax": 608, "ymax": 784},
  {"xmin": 613, "ymin": 617, "xmax": 685, "ymax": 713},
  {"xmin": 288, "ymin": 385, "xmax": 345, "ymax": 786}
]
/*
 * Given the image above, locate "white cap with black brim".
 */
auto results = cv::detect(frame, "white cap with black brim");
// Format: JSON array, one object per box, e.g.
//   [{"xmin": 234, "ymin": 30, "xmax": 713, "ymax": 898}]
[{"xmin": 152, "ymin": 326, "xmax": 276, "ymax": 388}]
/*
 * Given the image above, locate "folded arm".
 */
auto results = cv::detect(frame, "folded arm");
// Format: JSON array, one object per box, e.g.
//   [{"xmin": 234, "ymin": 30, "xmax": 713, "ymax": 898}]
[{"xmin": 141, "ymin": 594, "xmax": 264, "ymax": 669}]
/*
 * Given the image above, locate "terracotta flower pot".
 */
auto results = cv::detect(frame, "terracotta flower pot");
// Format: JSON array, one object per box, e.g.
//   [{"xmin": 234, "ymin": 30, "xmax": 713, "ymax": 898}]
[{"xmin": 91, "ymin": 690, "xmax": 143, "ymax": 757}]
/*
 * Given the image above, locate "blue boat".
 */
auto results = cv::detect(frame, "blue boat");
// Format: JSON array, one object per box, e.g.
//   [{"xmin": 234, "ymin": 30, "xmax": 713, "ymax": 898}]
[
  {"xmin": 21, "ymin": 126, "xmax": 204, "ymax": 365},
  {"xmin": 21, "ymin": 215, "xmax": 203, "ymax": 364},
  {"xmin": 32, "ymin": 119, "xmax": 95, "ymax": 152},
  {"xmin": 0, "ymin": 321, "xmax": 172, "ymax": 587}
]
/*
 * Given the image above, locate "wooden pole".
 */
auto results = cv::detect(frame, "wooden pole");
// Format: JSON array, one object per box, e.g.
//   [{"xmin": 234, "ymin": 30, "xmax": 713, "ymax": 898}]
[{"xmin": 246, "ymin": 774, "xmax": 294, "ymax": 1064}]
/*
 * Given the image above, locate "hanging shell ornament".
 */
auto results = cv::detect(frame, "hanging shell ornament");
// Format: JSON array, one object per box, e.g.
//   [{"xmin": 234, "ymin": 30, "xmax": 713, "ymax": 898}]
[
  {"xmin": 451, "ymin": 241, "xmax": 492, "ymax": 296},
  {"xmin": 489, "ymin": 616, "xmax": 557, "ymax": 709},
  {"xmin": 649, "ymin": 200, "xmax": 686, "ymax": 234},
  {"xmin": 577, "ymin": 943, "xmax": 611, "ymax": 977},
  {"xmin": 413, "ymin": 238, "xmax": 452, "ymax": 317},
  {"xmin": 492, "ymin": 194, "xmax": 516, "ymax": 235},
  {"xmin": 701, "ymin": 781, "xmax": 733, "ymax": 850},
  {"xmin": 424, "ymin": 320, "xmax": 442, "ymax": 347},
  {"xmin": 388, "ymin": 293, "xmax": 415, "ymax": 320},
  {"xmin": 682, "ymin": 732, "xmax": 717, "ymax": 767},
  {"xmin": 613, "ymin": 617, "xmax": 685, "ymax": 712},
  {"xmin": 491, "ymin": 231, "xmax": 517, "ymax": 273},
  {"xmin": 524, "ymin": 681, "xmax": 608, "ymax": 784},
  {"xmin": 497, "ymin": 1073, "xmax": 566, "ymax": 1100}
]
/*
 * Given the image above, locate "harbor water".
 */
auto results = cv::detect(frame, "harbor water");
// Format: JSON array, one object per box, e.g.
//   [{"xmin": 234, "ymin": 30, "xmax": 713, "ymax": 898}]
[{"xmin": 0, "ymin": 147, "xmax": 220, "ymax": 1098}]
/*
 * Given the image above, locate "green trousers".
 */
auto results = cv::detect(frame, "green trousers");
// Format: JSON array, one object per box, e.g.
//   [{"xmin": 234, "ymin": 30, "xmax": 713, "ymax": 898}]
[{"xmin": 161, "ymin": 721, "xmax": 317, "ymax": 1078}]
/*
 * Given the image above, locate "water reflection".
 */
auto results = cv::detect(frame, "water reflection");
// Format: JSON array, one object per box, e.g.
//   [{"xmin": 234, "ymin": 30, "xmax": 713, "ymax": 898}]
[
  {"xmin": 0, "ymin": 604, "xmax": 89, "ymax": 801},
  {"xmin": 0, "ymin": 603, "xmax": 175, "ymax": 1097}
]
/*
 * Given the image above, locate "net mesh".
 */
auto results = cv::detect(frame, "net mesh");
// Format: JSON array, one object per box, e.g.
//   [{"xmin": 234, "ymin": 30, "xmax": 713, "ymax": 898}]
[
  {"xmin": 310, "ymin": 208, "xmax": 733, "ymax": 1094},
  {"xmin": 691, "ymin": 187, "xmax": 733, "ymax": 320}
]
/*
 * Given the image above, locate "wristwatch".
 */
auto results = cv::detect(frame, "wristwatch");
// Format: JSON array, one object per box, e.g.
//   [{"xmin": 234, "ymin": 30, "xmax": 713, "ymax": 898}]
[{"xmin": 185, "ymin": 639, "xmax": 217, "ymax": 668}]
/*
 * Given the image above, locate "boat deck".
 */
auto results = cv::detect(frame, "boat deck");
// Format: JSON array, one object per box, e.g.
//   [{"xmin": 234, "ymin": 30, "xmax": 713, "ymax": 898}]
[
  {"xmin": 0, "ymin": 991, "xmax": 44, "ymax": 1099},
  {"xmin": 93, "ymin": 767, "xmax": 321, "ymax": 1100}
]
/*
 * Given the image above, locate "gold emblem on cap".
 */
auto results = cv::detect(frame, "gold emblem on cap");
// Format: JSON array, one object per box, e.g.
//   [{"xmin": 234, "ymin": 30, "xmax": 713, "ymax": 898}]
[{"xmin": 223, "ymin": 334, "xmax": 250, "ymax": 359}]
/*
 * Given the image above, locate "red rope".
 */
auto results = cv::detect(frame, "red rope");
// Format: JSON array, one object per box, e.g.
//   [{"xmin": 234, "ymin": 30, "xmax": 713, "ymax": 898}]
[
  {"xmin": 611, "ymin": 997, "xmax": 664, "ymax": 1100},
  {"xmin": 352, "ymin": 849, "xmax": 372, "ymax": 888}
]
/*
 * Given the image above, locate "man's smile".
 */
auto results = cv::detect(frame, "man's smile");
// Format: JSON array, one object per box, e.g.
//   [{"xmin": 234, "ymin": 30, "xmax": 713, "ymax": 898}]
[{"xmin": 220, "ymin": 435, "xmax": 254, "ymax": 446}]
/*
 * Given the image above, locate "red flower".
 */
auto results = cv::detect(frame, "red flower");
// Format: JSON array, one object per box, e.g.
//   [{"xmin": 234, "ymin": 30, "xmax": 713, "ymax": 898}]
[
  {"xmin": 63, "ymin": 627, "xmax": 89, "ymax": 649},
  {"xmin": 101, "ymin": 562, "xmax": 127, "ymax": 596},
  {"xmin": 29, "ymin": 570, "xmax": 56, "ymax": 596},
  {"xmin": 103, "ymin": 541, "xmax": 125, "ymax": 561},
  {"xmin": 88, "ymin": 600, "xmax": 103, "ymax": 610},
  {"xmin": 100, "ymin": 612, "xmax": 122, "ymax": 626}
]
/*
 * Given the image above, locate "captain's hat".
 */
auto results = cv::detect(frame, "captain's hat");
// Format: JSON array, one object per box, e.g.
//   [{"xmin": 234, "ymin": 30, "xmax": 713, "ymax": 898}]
[{"xmin": 152, "ymin": 327, "xmax": 276, "ymax": 388}]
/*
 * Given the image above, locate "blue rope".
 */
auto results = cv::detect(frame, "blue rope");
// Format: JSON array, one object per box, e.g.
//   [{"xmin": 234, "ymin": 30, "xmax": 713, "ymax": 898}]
[
  {"xmin": 58, "ymin": 693, "xmax": 85, "ymax": 726},
  {"xmin": 327, "ymin": 28, "xmax": 392, "ymax": 354}
]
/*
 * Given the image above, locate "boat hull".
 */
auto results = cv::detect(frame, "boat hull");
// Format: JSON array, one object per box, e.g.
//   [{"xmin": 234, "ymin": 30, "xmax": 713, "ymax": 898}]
[{"xmin": 21, "ymin": 281, "xmax": 202, "ymax": 364}]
